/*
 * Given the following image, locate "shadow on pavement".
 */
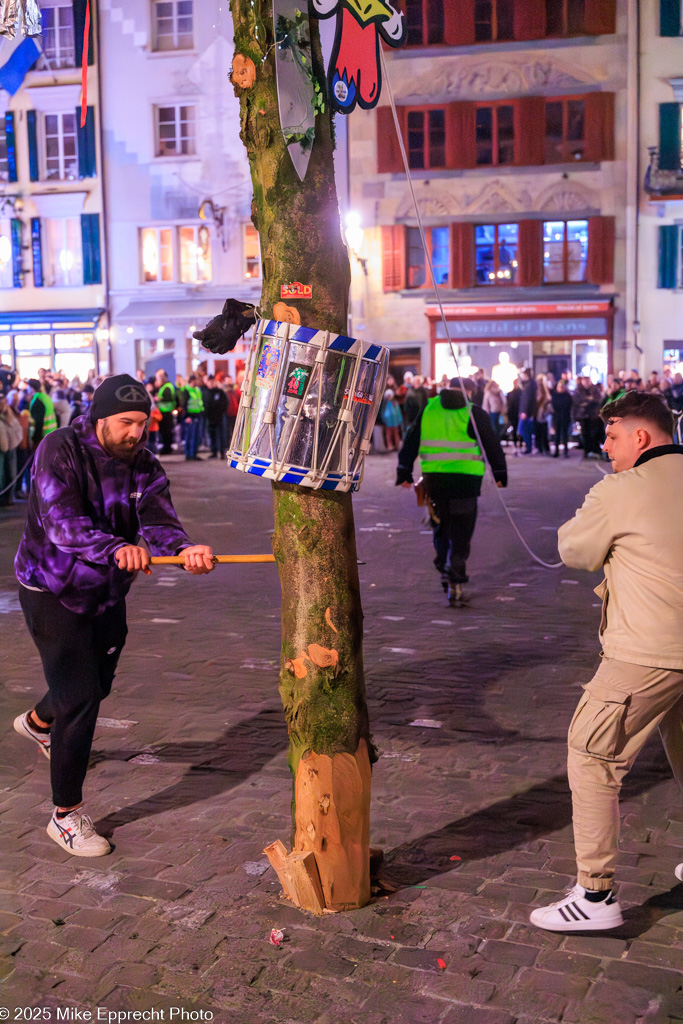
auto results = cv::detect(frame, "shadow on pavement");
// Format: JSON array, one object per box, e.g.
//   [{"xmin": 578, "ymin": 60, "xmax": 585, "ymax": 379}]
[{"xmin": 92, "ymin": 707, "xmax": 288, "ymax": 838}]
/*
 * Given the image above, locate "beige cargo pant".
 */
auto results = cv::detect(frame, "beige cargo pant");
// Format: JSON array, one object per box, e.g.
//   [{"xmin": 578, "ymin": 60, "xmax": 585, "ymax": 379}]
[{"xmin": 567, "ymin": 656, "xmax": 683, "ymax": 890}]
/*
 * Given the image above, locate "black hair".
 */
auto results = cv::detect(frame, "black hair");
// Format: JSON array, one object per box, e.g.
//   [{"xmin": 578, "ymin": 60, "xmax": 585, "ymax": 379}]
[{"xmin": 600, "ymin": 391, "xmax": 674, "ymax": 437}]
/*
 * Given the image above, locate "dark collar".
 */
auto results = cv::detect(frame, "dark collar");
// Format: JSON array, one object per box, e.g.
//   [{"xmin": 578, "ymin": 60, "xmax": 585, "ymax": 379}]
[{"xmin": 634, "ymin": 444, "xmax": 683, "ymax": 468}]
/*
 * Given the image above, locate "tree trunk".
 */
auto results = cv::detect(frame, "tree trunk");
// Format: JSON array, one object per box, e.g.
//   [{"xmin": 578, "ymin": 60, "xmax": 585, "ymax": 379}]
[{"xmin": 230, "ymin": 0, "xmax": 375, "ymax": 911}]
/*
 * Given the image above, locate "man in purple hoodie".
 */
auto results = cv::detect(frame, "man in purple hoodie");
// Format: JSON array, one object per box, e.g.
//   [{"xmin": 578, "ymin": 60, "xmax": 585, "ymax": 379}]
[{"xmin": 13, "ymin": 375, "xmax": 215, "ymax": 857}]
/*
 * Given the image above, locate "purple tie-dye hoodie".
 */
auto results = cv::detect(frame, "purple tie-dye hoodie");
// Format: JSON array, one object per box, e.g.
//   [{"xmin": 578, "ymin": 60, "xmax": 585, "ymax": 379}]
[{"xmin": 15, "ymin": 414, "xmax": 192, "ymax": 616}]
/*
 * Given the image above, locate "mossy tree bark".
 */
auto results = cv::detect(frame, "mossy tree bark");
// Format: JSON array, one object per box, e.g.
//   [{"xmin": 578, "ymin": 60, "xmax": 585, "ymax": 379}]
[{"xmin": 230, "ymin": 0, "xmax": 375, "ymax": 911}]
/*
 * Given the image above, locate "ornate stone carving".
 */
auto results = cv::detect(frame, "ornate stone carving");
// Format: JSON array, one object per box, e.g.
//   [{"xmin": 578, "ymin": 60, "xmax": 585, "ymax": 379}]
[
  {"xmin": 535, "ymin": 181, "xmax": 599, "ymax": 212},
  {"xmin": 461, "ymin": 180, "xmax": 530, "ymax": 214},
  {"xmin": 395, "ymin": 191, "xmax": 459, "ymax": 218},
  {"xmin": 399, "ymin": 56, "xmax": 597, "ymax": 104}
]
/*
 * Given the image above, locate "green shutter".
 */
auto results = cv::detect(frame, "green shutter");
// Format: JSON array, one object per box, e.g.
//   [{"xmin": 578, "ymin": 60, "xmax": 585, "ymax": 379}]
[
  {"xmin": 27, "ymin": 109, "xmax": 39, "ymax": 181},
  {"xmin": 81, "ymin": 213, "xmax": 102, "ymax": 285},
  {"xmin": 661, "ymin": 0, "xmax": 681, "ymax": 35},
  {"xmin": 659, "ymin": 103, "xmax": 681, "ymax": 171},
  {"xmin": 658, "ymin": 225, "xmax": 678, "ymax": 288},
  {"xmin": 73, "ymin": 0, "xmax": 94, "ymax": 67},
  {"xmin": 11, "ymin": 219, "xmax": 22, "ymax": 288},
  {"xmin": 31, "ymin": 218, "xmax": 43, "ymax": 288},
  {"xmin": 76, "ymin": 106, "xmax": 96, "ymax": 178}
]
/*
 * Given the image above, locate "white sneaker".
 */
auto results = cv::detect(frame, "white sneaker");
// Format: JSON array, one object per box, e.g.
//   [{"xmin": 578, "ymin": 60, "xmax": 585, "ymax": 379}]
[
  {"xmin": 13, "ymin": 712, "xmax": 51, "ymax": 760},
  {"xmin": 675, "ymin": 864, "xmax": 683, "ymax": 882},
  {"xmin": 46, "ymin": 809, "xmax": 111, "ymax": 857},
  {"xmin": 529, "ymin": 884, "xmax": 624, "ymax": 932}
]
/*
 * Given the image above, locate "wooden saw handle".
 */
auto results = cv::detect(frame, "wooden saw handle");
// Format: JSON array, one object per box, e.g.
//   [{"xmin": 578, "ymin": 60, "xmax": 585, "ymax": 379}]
[{"xmin": 150, "ymin": 554, "xmax": 276, "ymax": 565}]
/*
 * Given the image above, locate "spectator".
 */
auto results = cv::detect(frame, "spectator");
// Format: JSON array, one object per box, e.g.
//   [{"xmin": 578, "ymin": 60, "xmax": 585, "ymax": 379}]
[
  {"xmin": 0, "ymin": 392, "xmax": 23, "ymax": 506},
  {"xmin": 51, "ymin": 388, "xmax": 71, "ymax": 429},
  {"xmin": 572, "ymin": 377, "xmax": 604, "ymax": 459},
  {"xmin": 506, "ymin": 378, "xmax": 522, "ymax": 447},
  {"xmin": 381, "ymin": 389, "xmax": 403, "ymax": 451},
  {"xmin": 205, "ymin": 377, "xmax": 229, "ymax": 459},
  {"xmin": 551, "ymin": 380, "xmax": 573, "ymax": 458},
  {"xmin": 482, "ymin": 379, "xmax": 506, "ymax": 438},
  {"xmin": 154, "ymin": 370, "xmax": 177, "ymax": 456},
  {"xmin": 26, "ymin": 379, "xmax": 58, "ymax": 447},
  {"xmin": 534, "ymin": 375, "xmax": 553, "ymax": 455},
  {"xmin": 517, "ymin": 368, "xmax": 537, "ymax": 456},
  {"xmin": 183, "ymin": 374, "xmax": 205, "ymax": 461}
]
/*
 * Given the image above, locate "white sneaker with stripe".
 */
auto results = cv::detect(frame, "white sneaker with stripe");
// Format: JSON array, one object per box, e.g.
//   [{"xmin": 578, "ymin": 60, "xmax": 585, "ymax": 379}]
[
  {"xmin": 46, "ymin": 809, "xmax": 111, "ymax": 857},
  {"xmin": 13, "ymin": 711, "xmax": 51, "ymax": 760},
  {"xmin": 529, "ymin": 884, "xmax": 624, "ymax": 932}
]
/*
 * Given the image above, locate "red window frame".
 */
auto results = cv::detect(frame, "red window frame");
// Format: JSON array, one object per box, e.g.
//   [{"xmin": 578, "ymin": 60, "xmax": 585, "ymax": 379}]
[
  {"xmin": 404, "ymin": 0, "xmax": 445, "ymax": 46},
  {"xmin": 544, "ymin": 0, "xmax": 586, "ymax": 37},
  {"xmin": 475, "ymin": 102, "xmax": 515, "ymax": 166},
  {"xmin": 542, "ymin": 220, "xmax": 589, "ymax": 283},
  {"xmin": 474, "ymin": 0, "xmax": 514, "ymax": 42},
  {"xmin": 405, "ymin": 106, "xmax": 447, "ymax": 170},
  {"xmin": 544, "ymin": 96, "xmax": 587, "ymax": 163}
]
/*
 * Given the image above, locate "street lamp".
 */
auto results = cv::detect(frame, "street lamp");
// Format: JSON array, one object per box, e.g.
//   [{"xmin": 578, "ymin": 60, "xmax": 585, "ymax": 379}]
[{"xmin": 345, "ymin": 212, "xmax": 368, "ymax": 276}]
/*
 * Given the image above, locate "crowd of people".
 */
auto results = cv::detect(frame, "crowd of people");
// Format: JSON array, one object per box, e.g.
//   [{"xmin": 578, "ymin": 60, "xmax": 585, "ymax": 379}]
[
  {"xmin": 0, "ymin": 362, "xmax": 242, "ymax": 506},
  {"xmin": 379, "ymin": 364, "xmax": 683, "ymax": 458}
]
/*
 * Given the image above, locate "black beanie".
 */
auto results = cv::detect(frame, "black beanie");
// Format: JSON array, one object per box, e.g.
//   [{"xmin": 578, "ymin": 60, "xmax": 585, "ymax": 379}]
[{"xmin": 90, "ymin": 374, "xmax": 151, "ymax": 421}]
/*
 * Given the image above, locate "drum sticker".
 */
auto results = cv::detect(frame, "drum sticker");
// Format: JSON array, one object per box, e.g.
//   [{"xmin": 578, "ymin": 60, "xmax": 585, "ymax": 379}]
[
  {"xmin": 281, "ymin": 282, "xmax": 313, "ymax": 299},
  {"xmin": 256, "ymin": 342, "xmax": 282, "ymax": 389},
  {"xmin": 284, "ymin": 361, "xmax": 312, "ymax": 400},
  {"xmin": 344, "ymin": 384, "xmax": 374, "ymax": 405}
]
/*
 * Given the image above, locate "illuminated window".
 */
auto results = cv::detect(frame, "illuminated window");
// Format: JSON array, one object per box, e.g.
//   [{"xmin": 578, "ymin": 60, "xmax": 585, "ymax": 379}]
[
  {"xmin": 153, "ymin": 0, "xmax": 194, "ymax": 51},
  {"xmin": 475, "ymin": 223, "xmax": 519, "ymax": 285},
  {"xmin": 179, "ymin": 224, "xmax": 212, "ymax": 283},
  {"xmin": 474, "ymin": 0, "xmax": 514, "ymax": 41},
  {"xmin": 44, "ymin": 218, "xmax": 82, "ymax": 287},
  {"xmin": 543, "ymin": 220, "xmax": 588, "ymax": 282},
  {"xmin": 405, "ymin": 0, "xmax": 444, "ymax": 45},
  {"xmin": 140, "ymin": 227, "xmax": 174, "ymax": 283},
  {"xmin": 406, "ymin": 226, "xmax": 450, "ymax": 288},
  {"xmin": 155, "ymin": 105, "xmax": 196, "ymax": 157},
  {"xmin": 43, "ymin": 112, "xmax": 78, "ymax": 181},
  {"xmin": 41, "ymin": 5, "xmax": 75, "ymax": 68},
  {"xmin": 0, "ymin": 218, "xmax": 13, "ymax": 289},
  {"xmin": 545, "ymin": 99, "xmax": 586, "ymax": 162},
  {"xmin": 244, "ymin": 223, "xmax": 261, "ymax": 278}
]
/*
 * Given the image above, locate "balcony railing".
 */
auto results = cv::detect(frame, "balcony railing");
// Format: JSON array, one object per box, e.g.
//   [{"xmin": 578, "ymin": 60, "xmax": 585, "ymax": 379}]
[{"xmin": 645, "ymin": 147, "xmax": 683, "ymax": 197}]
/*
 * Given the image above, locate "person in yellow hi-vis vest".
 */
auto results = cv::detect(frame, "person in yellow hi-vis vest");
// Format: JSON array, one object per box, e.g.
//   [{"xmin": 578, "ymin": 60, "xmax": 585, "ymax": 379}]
[
  {"xmin": 397, "ymin": 377, "xmax": 507, "ymax": 606},
  {"xmin": 26, "ymin": 379, "xmax": 58, "ymax": 447}
]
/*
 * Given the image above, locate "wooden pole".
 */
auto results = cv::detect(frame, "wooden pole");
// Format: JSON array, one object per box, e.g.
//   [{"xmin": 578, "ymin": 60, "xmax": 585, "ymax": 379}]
[{"xmin": 150, "ymin": 555, "xmax": 275, "ymax": 565}]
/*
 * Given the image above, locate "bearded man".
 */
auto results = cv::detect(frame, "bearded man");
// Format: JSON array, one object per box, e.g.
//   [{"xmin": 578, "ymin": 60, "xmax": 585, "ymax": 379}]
[{"xmin": 13, "ymin": 374, "xmax": 215, "ymax": 857}]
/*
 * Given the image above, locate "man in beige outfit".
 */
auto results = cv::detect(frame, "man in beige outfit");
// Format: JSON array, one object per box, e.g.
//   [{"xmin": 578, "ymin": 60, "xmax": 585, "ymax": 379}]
[{"xmin": 530, "ymin": 391, "xmax": 683, "ymax": 931}]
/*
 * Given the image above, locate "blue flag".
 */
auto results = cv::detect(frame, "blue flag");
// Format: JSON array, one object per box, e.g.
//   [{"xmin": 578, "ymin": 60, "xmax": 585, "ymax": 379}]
[{"xmin": 0, "ymin": 38, "xmax": 40, "ymax": 96}]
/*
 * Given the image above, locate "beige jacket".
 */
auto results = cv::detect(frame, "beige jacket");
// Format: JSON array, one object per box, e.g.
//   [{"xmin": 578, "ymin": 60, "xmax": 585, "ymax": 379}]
[{"xmin": 558, "ymin": 449, "xmax": 683, "ymax": 669}]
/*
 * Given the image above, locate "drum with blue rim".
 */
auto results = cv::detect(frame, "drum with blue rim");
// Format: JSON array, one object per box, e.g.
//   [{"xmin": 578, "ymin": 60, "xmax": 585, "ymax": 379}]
[{"xmin": 227, "ymin": 319, "xmax": 388, "ymax": 492}]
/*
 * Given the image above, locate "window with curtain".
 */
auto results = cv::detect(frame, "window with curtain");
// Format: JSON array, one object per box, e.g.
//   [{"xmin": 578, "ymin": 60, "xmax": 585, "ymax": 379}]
[
  {"xmin": 543, "ymin": 220, "xmax": 588, "ymax": 282},
  {"xmin": 179, "ymin": 224, "xmax": 212, "ymax": 283},
  {"xmin": 405, "ymin": 0, "xmax": 445, "ymax": 44},
  {"xmin": 475, "ymin": 223, "xmax": 519, "ymax": 285},
  {"xmin": 152, "ymin": 0, "xmax": 194, "ymax": 51},
  {"xmin": 43, "ymin": 112, "xmax": 78, "ymax": 180},
  {"xmin": 407, "ymin": 228, "xmax": 425, "ymax": 287},
  {"xmin": 244, "ymin": 223, "xmax": 261, "ymax": 278},
  {"xmin": 44, "ymin": 218, "xmax": 83, "ymax": 287},
  {"xmin": 156, "ymin": 105, "xmax": 197, "ymax": 156},
  {"xmin": 406, "ymin": 108, "xmax": 446, "ymax": 169},
  {"xmin": 474, "ymin": 0, "xmax": 514, "ymax": 41},
  {"xmin": 140, "ymin": 226, "xmax": 174, "ymax": 282},
  {"xmin": 41, "ymin": 5, "xmax": 76, "ymax": 67},
  {"xmin": 475, "ymin": 104, "xmax": 514, "ymax": 165},
  {"xmin": 545, "ymin": 99, "xmax": 585, "ymax": 162},
  {"xmin": 545, "ymin": 0, "xmax": 586, "ymax": 35}
]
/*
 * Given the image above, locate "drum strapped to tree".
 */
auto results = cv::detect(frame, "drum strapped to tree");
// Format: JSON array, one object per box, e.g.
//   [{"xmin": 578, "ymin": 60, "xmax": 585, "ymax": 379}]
[{"xmin": 227, "ymin": 319, "xmax": 389, "ymax": 492}]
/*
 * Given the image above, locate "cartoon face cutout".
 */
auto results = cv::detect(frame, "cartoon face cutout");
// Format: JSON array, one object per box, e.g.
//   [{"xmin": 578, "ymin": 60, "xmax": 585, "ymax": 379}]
[
  {"xmin": 272, "ymin": 302, "xmax": 301, "ymax": 325},
  {"xmin": 231, "ymin": 54, "xmax": 256, "ymax": 90}
]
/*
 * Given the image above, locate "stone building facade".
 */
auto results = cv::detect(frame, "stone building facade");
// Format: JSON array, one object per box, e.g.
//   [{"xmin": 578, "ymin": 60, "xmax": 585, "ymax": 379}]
[{"xmin": 346, "ymin": 0, "xmax": 628, "ymax": 385}]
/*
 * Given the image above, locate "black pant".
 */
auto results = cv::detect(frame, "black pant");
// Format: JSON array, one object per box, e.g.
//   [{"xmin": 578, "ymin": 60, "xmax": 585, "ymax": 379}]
[
  {"xmin": 431, "ymin": 496, "xmax": 478, "ymax": 584},
  {"xmin": 19, "ymin": 588, "xmax": 128, "ymax": 808},
  {"xmin": 159, "ymin": 411, "xmax": 175, "ymax": 453},
  {"xmin": 580, "ymin": 417, "xmax": 603, "ymax": 455}
]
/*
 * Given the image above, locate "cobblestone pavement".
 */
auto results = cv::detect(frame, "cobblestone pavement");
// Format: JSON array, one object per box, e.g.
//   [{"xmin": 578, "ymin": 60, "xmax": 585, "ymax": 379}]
[{"xmin": 0, "ymin": 449, "xmax": 682, "ymax": 1023}]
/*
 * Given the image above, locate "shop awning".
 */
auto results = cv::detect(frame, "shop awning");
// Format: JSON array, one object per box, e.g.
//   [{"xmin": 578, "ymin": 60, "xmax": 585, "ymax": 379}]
[
  {"xmin": 0, "ymin": 309, "xmax": 104, "ymax": 330},
  {"xmin": 117, "ymin": 299, "xmax": 225, "ymax": 323}
]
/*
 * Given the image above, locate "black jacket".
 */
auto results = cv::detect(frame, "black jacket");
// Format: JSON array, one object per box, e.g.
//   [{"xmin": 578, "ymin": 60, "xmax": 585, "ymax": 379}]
[
  {"xmin": 519, "ymin": 377, "xmax": 538, "ymax": 418},
  {"xmin": 397, "ymin": 389, "xmax": 508, "ymax": 498},
  {"xmin": 205, "ymin": 387, "xmax": 228, "ymax": 424}
]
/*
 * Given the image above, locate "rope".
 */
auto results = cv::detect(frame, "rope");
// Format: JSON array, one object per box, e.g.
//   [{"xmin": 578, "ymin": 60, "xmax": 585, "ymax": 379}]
[
  {"xmin": 380, "ymin": 50, "xmax": 564, "ymax": 569},
  {"xmin": 0, "ymin": 453, "xmax": 33, "ymax": 499}
]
